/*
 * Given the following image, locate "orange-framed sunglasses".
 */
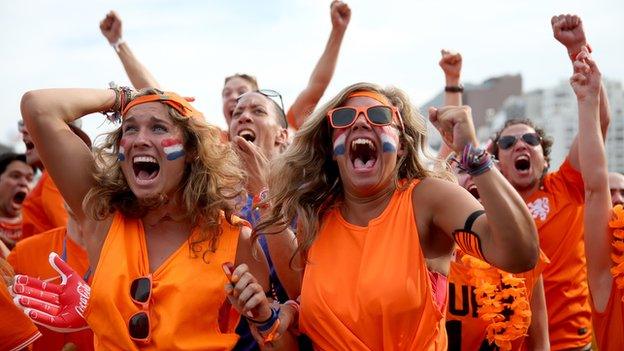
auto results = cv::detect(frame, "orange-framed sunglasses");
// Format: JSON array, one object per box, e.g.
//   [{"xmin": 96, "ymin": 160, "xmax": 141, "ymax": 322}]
[{"xmin": 326, "ymin": 105, "xmax": 405, "ymax": 131}]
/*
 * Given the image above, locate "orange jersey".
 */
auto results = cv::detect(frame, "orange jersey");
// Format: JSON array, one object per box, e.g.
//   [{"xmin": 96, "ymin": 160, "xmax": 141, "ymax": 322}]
[
  {"xmin": 591, "ymin": 280, "xmax": 624, "ymax": 351},
  {"xmin": 525, "ymin": 158, "xmax": 591, "ymax": 349},
  {"xmin": 84, "ymin": 212, "xmax": 241, "ymax": 350},
  {"xmin": 0, "ymin": 277, "xmax": 41, "ymax": 351},
  {"xmin": 21, "ymin": 171, "xmax": 67, "ymax": 238},
  {"xmin": 7, "ymin": 226, "xmax": 93, "ymax": 351},
  {"xmin": 446, "ymin": 250, "xmax": 549, "ymax": 350},
  {"xmin": 300, "ymin": 180, "xmax": 447, "ymax": 350}
]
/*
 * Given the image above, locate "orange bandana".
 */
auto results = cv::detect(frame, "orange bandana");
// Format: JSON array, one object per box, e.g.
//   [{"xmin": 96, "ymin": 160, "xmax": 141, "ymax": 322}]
[
  {"xmin": 122, "ymin": 92, "xmax": 203, "ymax": 120},
  {"xmin": 347, "ymin": 90, "xmax": 391, "ymax": 106}
]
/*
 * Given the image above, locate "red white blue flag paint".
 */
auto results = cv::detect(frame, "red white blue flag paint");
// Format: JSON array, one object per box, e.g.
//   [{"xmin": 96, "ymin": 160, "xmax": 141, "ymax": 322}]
[{"xmin": 162, "ymin": 138, "xmax": 185, "ymax": 161}]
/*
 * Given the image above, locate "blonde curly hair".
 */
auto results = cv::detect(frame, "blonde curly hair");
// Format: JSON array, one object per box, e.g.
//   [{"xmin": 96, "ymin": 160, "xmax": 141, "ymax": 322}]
[
  {"xmin": 84, "ymin": 89, "xmax": 246, "ymax": 259},
  {"xmin": 254, "ymin": 82, "xmax": 451, "ymax": 265}
]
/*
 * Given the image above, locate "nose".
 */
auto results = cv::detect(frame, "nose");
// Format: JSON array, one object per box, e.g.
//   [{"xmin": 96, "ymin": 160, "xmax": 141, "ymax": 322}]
[
  {"xmin": 350, "ymin": 112, "xmax": 372, "ymax": 131},
  {"xmin": 237, "ymin": 110, "xmax": 253, "ymax": 124},
  {"xmin": 132, "ymin": 128, "xmax": 150, "ymax": 148},
  {"xmin": 17, "ymin": 176, "xmax": 29, "ymax": 188},
  {"xmin": 613, "ymin": 190, "xmax": 624, "ymax": 206}
]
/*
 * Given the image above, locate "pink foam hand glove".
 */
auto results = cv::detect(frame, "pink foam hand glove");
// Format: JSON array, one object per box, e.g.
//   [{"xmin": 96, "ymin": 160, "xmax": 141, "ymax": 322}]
[{"xmin": 12, "ymin": 252, "xmax": 90, "ymax": 332}]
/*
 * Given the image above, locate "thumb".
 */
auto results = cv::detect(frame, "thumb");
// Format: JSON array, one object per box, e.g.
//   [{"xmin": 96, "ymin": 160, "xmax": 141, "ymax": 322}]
[
  {"xmin": 428, "ymin": 107, "xmax": 439, "ymax": 124},
  {"xmin": 48, "ymin": 252, "xmax": 76, "ymax": 286}
]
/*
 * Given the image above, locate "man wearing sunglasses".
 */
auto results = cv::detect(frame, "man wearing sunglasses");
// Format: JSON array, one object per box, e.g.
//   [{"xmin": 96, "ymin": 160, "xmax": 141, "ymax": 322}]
[{"xmin": 485, "ymin": 15, "xmax": 613, "ymax": 351}]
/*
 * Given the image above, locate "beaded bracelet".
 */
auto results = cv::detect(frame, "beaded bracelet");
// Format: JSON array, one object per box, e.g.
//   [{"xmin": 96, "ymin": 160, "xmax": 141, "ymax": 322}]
[
  {"xmin": 101, "ymin": 85, "xmax": 133, "ymax": 123},
  {"xmin": 459, "ymin": 144, "xmax": 494, "ymax": 176}
]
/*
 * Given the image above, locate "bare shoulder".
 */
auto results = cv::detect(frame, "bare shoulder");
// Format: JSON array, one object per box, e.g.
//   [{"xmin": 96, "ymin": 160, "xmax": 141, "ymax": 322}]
[{"xmin": 412, "ymin": 177, "xmax": 464, "ymax": 205}]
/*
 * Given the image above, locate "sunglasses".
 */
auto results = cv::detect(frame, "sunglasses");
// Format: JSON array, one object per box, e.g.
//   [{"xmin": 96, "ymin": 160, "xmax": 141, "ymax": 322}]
[
  {"xmin": 496, "ymin": 132, "xmax": 542, "ymax": 150},
  {"xmin": 129, "ymin": 276, "xmax": 151, "ymax": 341},
  {"xmin": 326, "ymin": 105, "xmax": 404, "ymax": 131}
]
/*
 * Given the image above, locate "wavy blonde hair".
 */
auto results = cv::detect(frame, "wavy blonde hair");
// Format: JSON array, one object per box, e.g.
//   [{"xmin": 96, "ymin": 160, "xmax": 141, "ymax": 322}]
[
  {"xmin": 84, "ymin": 89, "xmax": 246, "ymax": 259},
  {"xmin": 254, "ymin": 82, "xmax": 451, "ymax": 264}
]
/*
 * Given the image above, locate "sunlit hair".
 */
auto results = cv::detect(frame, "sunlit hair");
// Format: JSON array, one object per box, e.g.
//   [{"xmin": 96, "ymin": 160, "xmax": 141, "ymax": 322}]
[
  {"xmin": 84, "ymin": 89, "xmax": 246, "ymax": 259},
  {"xmin": 491, "ymin": 118, "xmax": 553, "ymax": 173},
  {"xmin": 224, "ymin": 73, "xmax": 259, "ymax": 91},
  {"xmin": 254, "ymin": 82, "xmax": 451, "ymax": 265}
]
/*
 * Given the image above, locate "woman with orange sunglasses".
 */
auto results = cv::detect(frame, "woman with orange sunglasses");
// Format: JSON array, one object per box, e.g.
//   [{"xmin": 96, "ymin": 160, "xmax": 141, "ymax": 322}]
[
  {"xmin": 12, "ymin": 87, "xmax": 269, "ymax": 350},
  {"xmin": 226, "ymin": 82, "xmax": 539, "ymax": 349}
]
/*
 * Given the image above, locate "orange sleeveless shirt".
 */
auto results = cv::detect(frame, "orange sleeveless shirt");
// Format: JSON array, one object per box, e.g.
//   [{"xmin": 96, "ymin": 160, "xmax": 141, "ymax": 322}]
[
  {"xmin": 591, "ymin": 280, "xmax": 624, "ymax": 351},
  {"xmin": 84, "ymin": 212, "xmax": 241, "ymax": 350},
  {"xmin": 300, "ymin": 180, "xmax": 447, "ymax": 350},
  {"xmin": 21, "ymin": 171, "xmax": 68, "ymax": 238}
]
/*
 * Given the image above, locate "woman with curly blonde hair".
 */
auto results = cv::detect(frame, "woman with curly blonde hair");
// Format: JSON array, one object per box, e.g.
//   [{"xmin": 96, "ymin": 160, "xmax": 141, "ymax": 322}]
[
  {"xmin": 228, "ymin": 82, "xmax": 539, "ymax": 349},
  {"xmin": 12, "ymin": 87, "xmax": 269, "ymax": 350}
]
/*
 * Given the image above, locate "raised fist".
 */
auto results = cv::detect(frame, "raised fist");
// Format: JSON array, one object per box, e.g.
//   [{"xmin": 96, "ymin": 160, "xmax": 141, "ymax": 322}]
[
  {"xmin": 331, "ymin": 1, "xmax": 351, "ymax": 31},
  {"xmin": 551, "ymin": 14, "xmax": 588, "ymax": 59},
  {"xmin": 570, "ymin": 47, "xmax": 601, "ymax": 102},
  {"xmin": 439, "ymin": 49, "xmax": 462, "ymax": 80},
  {"xmin": 12, "ymin": 252, "xmax": 90, "ymax": 332},
  {"xmin": 100, "ymin": 11, "xmax": 123, "ymax": 44},
  {"xmin": 428, "ymin": 105, "xmax": 478, "ymax": 154}
]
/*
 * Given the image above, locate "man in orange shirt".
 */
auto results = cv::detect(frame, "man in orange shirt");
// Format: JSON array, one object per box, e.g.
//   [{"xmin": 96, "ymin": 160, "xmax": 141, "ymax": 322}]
[
  {"xmin": 18, "ymin": 120, "xmax": 91, "ymax": 238},
  {"xmin": 8, "ymin": 205, "xmax": 93, "ymax": 351},
  {"xmin": 0, "ymin": 153, "xmax": 34, "ymax": 251}
]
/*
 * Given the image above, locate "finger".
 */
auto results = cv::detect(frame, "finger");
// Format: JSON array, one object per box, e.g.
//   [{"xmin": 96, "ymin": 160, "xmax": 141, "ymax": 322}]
[
  {"xmin": 222, "ymin": 262, "xmax": 234, "ymax": 281},
  {"xmin": 14, "ymin": 295, "xmax": 61, "ymax": 315},
  {"xmin": 23, "ymin": 307, "xmax": 64, "ymax": 326},
  {"xmin": 14, "ymin": 275, "xmax": 63, "ymax": 294},
  {"xmin": 571, "ymin": 73, "xmax": 587, "ymax": 85},
  {"xmin": 243, "ymin": 291, "xmax": 268, "ymax": 313},
  {"xmin": 428, "ymin": 107, "xmax": 438, "ymax": 124},
  {"xmin": 230, "ymin": 263, "xmax": 249, "ymax": 283},
  {"xmin": 49, "ymin": 252, "xmax": 77, "ymax": 285},
  {"xmin": 12, "ymin": 285, "xmax": 60, "ymax": 305},
  {"xmin": 584, "ymin": 54, "xmax": 600, "ymax": 74},
  {"xmin": 238, "ymin": 282, "xmax": 263, "ymax": 304},
  {"xmin": 234, "ymin": 272, "xmax": 256, "ymax": 296}
]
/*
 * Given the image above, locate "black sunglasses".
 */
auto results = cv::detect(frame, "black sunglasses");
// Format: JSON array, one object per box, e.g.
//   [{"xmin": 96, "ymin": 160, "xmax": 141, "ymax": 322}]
[
  {"xmin": 129, "ymin": 277, "xmax": 151, "ymax": 341},
  {"xmin": 497, "ymin": 133, "xmax": 542, "ymax": 150}
]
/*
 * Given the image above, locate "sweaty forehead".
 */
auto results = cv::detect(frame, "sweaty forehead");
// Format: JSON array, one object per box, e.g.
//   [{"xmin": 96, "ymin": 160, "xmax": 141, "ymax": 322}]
[{"xmin": 501, "ymin": 123, "xmax": 535, "ymax": 136}]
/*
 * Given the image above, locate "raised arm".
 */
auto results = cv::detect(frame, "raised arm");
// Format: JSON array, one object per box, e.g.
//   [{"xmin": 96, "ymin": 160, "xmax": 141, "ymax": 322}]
[
  {"xmin": 551, "ymin": 14, "xmax": 611, "ymax": 170},
  {"xmin": 429, "ymin": 106, "xmax": 539, "ymax": 273},
  {"xmin": 437, "ymin": 49, "xmax": 463, "ymax": 159},
  {"xmin": 286, "ymin": 1, "xmax": 350, "ymax": 130},
  {"xmin": 570, "ymin": 48, "xmax": 613, "ymax": 311},
  {"xmin": 20, "ymin": 89, "xmax": 116, "ymax": 222},
  {"xmin": 100, "ymin": 11, "xmax": 161, "ymax": 90},
  {"xmin": 526, "ymin": 276, "xmax": 550, "ymax": 350}
]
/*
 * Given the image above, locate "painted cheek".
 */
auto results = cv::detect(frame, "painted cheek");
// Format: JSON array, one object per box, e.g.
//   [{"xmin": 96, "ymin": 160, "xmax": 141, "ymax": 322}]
[
  {"xmin": 332, "ymin": 130, "xmax": 347, "ymax": 157},
  {"xmin": 379, "ymin": 126, "xmax": 400, "ymax": 153},
  {"xmin": 161, "ymin": 138, "xmax": 185, "ymax": 161},
  {"xmin": 118, "ymin": 138, "xmax": 128, "ymax": 161}
]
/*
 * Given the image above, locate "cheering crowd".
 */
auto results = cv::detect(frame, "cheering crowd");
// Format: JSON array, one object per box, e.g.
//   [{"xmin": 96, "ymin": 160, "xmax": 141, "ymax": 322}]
[{"xmin": 1, "ymin": 2, "xmax": 623, "ymax": 350}]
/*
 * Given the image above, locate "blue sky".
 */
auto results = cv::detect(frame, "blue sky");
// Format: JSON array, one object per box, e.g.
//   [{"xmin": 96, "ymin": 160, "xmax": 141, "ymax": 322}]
[{"xmin": 1, "ymin": 0, "xmax": 622, "ymax": 149}]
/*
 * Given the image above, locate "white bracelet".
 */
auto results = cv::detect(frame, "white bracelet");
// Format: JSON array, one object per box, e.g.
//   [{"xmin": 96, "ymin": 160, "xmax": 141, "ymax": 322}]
[{"xmin": 111, "ymin": 38, "xmax": 125, "ymax": 53}]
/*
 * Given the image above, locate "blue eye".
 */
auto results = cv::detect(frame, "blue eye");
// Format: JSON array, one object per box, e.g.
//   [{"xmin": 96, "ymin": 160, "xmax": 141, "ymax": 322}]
[
  {"xmin": 153, "ymin": 125, "xmax": 168, "ymax": 133},
  {"xmin": 122, "ymin": 125, "xmax": 138, "ymax": 134}
]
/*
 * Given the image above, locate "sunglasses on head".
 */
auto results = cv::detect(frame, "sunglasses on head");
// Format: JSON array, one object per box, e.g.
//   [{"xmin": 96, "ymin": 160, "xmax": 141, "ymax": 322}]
[
  {"xmin": 326, "ymin": 105, "xmax": 404, "ymax": 131},
  {"xmin": 238, "ymin": 89, "xmax": 287, "ymax": 128},
  {"xmin": 496, "ymin": 132, "xmax": 542, "ymax": 150},
  {"xmin": 128, "ymin": 276, "xmax": 151, "ymax": 341}
]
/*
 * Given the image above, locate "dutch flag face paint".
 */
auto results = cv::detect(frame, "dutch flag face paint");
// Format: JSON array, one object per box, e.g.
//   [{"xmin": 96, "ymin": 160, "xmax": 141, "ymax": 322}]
[
  {"xmin": 380, "ymin": 128, "xmax": 400, "ymax": 153},
  {"xmin": 162, "ymin": 138, "xmax": 185, "ymax": 161},
  {"xmin": 333, "ymin": 132, "xmax": 347, "ymax": 156},
  {"xmin": 118, "ymin": 138, "xmax": 127, "ymax": 161}
]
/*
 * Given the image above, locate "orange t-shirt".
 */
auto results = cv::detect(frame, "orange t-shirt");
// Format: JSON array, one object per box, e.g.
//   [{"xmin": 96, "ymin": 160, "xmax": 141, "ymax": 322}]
[
  {"xmin": 300, "ymin": 180, "xmax": 447, "ymax": 350},
  {"xmin": 591, "ymin": 280, "xmax": 624, "ymax": 351},
  {"xmin": 21, "ymin": 171, "xmax": 68, "ymax": 239},
  {"xmin": 0, "ymin": 278, "xmax": 41, "ymax": 351},
  {"xmin": 7, "ymin": 226, "xmax": 93, "ymax": 351},
  {"xmin": 525, "ymin": 158, "xmax": 591, "ymax": 349},
  {"xmin": 445, "ymin": 250, "xmax": 549, "ymax": 351},
  {"xmin": 84, "ymin": 212, "xmax": 242, "ymax": 350}
]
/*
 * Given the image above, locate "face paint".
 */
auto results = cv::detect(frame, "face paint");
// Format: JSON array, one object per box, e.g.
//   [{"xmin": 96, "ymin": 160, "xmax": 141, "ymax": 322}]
[
  {"xmin": 333, "ymin": 132, "xmax": 347, "ymax": 156},
  {"xmin": 380, "ymin": 127, "xmax": 399, "ymax": 153},
  {"xmin": 162, "ymin": 138, "xmax": 185, "ymax": 161},
  {"xmin": 118, "ymin": 138, "xmax": 127, "ymax": 161}
]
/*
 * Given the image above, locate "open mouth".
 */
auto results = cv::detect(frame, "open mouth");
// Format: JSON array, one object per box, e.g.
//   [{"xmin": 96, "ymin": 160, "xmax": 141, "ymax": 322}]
[
  {"xmin": 350, "ymin": 138, "xmax": 377, "ymax": 170},
  {"xmin": 13, "ymin": 191, "xmax": 27, "ymax": 205},
  {"xmin": 467, "ymin": 184, "xmax": 480, "ymax": 200},
  {"xmin": 132, "ymin": 156, "xmax": 160, "ymax": 182},
  {"xmin": 514, "ymin": 155, "xmax": 531, "ymax": 172},
  {"xmin": 237, "ymin": 129, "xmax": 256, "ymax": 143},
  {"xmin": 24, "ymin": 141, "xmax": 34, "ymax": 152}
]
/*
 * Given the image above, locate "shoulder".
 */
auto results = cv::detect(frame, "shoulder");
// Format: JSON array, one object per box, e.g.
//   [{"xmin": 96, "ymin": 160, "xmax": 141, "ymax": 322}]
[
  {"xmin": 412, "ymin": 177, "xmax": 464, "ymax": 205},
  {"xmin": 13, "ymin": 227, "xmax": 65, "ymax": 253}
]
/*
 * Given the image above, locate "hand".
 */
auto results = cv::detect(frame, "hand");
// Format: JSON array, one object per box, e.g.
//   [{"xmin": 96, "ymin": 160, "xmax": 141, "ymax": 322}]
[
  {"xmin": 233, "ymin": 136, "xmax": 269, "ymax": 197},
  {"xmin": 223, "ymin": 262, "xmax": 271, "ymax": 322},
  {"xmin": 551, "ymin": 14, "xmax": 588, "ymax": 60},
  {"xmin": 428, "ymin": 106, "xmax": 478, "ymax": 154},
  {"xmin": 570, "ymin": 47, "xmax": 601, "ymax": 102},
  {"xmin": 100, "ymin": 11, "xmax": 123, "ymax": 44},
  {"xmin": 12, "ymin": 253, "xmax": 90, "ymax": 332},
  {"xmin": 330, "ymin": 1, "xmax": 351, "ymax": 32},
  {"xmin": 439, "ymin": 49, "xmax": 462, "ymax": 82}
]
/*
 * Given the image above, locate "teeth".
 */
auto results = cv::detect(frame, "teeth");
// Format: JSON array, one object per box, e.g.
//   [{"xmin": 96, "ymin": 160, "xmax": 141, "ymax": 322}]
[
  {"xmin": 515, "ymin": 155, "xmax": 529, "ymax": 161},
  {"xmin": 351, "ymin": 138, "xmax": 376, "ymax": 151},
  {"xmin": 133, "ymin": 156, "xmax": 157, "ymax": 163},
  {"xmin": 238, "ymin": 130, "xmax": 255, "ymax": 137}
]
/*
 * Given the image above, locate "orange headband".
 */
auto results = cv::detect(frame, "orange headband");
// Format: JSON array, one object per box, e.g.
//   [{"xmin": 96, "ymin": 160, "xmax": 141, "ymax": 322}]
[
  {"xmin": 122, "ymin": 92, "xmax": 203, "ymax": 120},
  {"xmin": 347, "ymin": 90, "xmax": 391, "ymax": 106}
]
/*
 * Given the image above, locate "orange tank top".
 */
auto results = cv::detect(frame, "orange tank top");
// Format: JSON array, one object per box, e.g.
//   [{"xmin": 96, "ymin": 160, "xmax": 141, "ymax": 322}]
[
  {"xmin": 21, "ymin": 171, "xmax": 68, "ymax": 238},
  {"xmin": 84, "ymin": 212, "xmax": 241, "ymax": 350},
  {"xmin": 592, "ymin": 278, "xmax": 624, "ymax": 350},
  {"xmin": 300, "ymin": 180, "xmax": 447, "ymax": 350}
]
